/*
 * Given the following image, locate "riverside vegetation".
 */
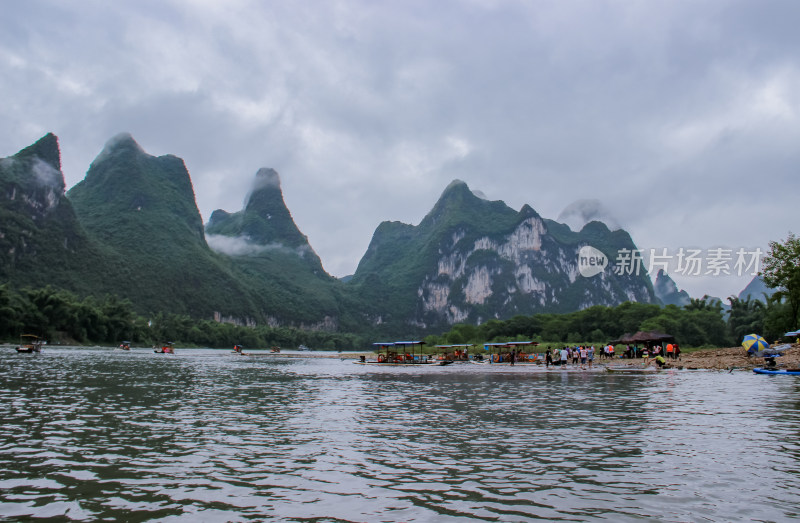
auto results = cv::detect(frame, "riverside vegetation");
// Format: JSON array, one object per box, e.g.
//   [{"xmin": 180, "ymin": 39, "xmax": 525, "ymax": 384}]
[{"xmin": 1, "ymin": 284, "xmax": 793, "ymax": 351}]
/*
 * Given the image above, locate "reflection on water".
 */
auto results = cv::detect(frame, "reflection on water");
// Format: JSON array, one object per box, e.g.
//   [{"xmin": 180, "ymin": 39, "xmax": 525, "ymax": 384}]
[{"xmin": 1, "ymin": 348, "xmax": 799, "ymax": 521}]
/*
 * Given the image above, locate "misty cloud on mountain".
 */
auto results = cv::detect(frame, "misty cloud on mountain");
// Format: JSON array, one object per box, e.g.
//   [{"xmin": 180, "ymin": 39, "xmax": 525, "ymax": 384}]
[
  {"xmin": 557, "ymin": 199, "xmax": 621, "ymax": 232},
  {"xmin": 206, "ymin": 233, "xmax": 312, "ymax": 259}
]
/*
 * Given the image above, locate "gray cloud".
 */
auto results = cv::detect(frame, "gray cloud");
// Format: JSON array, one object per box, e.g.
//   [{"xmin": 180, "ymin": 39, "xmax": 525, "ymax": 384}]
[{"xmin": 2, "ymin": 0, "xmax": 799, "ymax": 299}]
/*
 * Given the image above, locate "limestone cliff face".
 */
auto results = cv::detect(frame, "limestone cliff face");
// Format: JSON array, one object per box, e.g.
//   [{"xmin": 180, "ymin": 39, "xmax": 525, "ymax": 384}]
[{"xmin": 353, "ymin": 180, "xmax": 657, "ymax": 331}]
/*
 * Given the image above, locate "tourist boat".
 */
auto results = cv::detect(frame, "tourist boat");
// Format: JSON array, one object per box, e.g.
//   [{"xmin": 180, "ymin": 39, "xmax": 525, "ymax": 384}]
[
  {"xmin": 270, "ymin": 346, "xmax": 281, "ymax": 353},
  {"xmin": 118, "ymin": 341, "xmax": 131, "ymax": 351},
  {"xmin": 355, "ymin": 341, "xmax": 451, "ymax": 366},
  {"xmin": 753, "ymin": 368, "xmax": 800, "ymax": 376},
  {"xmin": 434, "ymin": 344, "xmax": 474, "ymax": 363},
  {"xmin": 16, "ymin": 334, "xmax": 44, "ymax": 353},
  {"xmin": 483, "ymin": 341, "xmax": 541, "ymax": 364},
  {"xmin": 154, "ymin": 342, "xmax": 175, "ymax": 354},
  {"xmin": 298, "ymin": 344, "xmax": 312, "ymax": 352}
]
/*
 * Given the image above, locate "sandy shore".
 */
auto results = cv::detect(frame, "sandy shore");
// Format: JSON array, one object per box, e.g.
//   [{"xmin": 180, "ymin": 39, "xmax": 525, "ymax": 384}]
[
  {"xmin": 305, "ymin": 345, "xmax": 800, "ymax": 370},
  {"xmin": 667, "ymin": 344, "xmax": 800, "ymax": 371}
]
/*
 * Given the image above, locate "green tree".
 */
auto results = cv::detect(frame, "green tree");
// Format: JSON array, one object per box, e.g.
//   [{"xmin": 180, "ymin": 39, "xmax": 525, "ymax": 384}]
[
  {"xmin": 0, "ymin": 285, "xmax": 20, "ymax": 339},
  {"xmin": 761, "ymin": 233, "xmax": 800, "ymax": 329},
  {"xmin": 727, "ymin": 296, "xmax": 765, "ymax": 343}
]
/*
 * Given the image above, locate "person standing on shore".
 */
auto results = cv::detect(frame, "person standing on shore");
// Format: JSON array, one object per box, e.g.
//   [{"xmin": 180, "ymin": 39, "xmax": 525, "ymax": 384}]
[
  {"xmin": 545, "ymin": 348, "xmax": 553, "ymax": 368},
  {"xmin": 560, "ymin": 347, "xmax": 569, "ymax": 367},
  {"xmin": 587, "ymin": 345, "xmax": 594, "ymax": 368}
]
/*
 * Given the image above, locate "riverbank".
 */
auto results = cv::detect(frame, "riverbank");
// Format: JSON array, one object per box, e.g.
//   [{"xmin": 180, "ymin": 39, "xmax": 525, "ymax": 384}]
[
  {"xmin": 328, "ymin": 345, "xmax": 800, "ymax": 370},
  {"xmin": 672, "ymin": 344, "xmax": 800, "ymax": 371},
  {"xmin": 8, "ymin": 344, "xmax": 799, "ymax": 370}
]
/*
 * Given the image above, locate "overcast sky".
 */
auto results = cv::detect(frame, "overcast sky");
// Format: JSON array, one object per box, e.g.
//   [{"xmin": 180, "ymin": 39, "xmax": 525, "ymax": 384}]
[{"xmin": 2, "ymin": 0, "xmax": 798, "ymax": 299}]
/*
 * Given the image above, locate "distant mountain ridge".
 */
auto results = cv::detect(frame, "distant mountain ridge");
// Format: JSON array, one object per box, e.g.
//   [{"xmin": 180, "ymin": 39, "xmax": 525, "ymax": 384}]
[
  {"xmin": 653, "ymin": 269, "xmax": 691, "ymax": 306},
  {"xmin": 351, "ymin": 180, "xmax": 658, "ymax": 333},
  {"xmin": 739, "ymin": 275, "xmax": 773, "ymax": 302},
  {"xmin": 0, "ymin": 133, "xmax": 761, "ymax": 337}
]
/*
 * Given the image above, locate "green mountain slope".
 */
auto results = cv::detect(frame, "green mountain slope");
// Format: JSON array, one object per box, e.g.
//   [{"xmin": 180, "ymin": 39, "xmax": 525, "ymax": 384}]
[
  {"xmin": 67, "ymin": 134, "xmax": 257, "ymax": 319},
  {"xmin": 0, "ymin": 134, "xmax": 118, "ymax": 293},
  {"xmin": 205, "ymin": 168, "xmax": 349, "ymax": 329}
]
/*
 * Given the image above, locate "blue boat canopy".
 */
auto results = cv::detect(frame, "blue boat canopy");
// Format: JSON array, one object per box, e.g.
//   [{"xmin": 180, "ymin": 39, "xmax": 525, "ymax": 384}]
[{"xmin": 483, "ymin": 341, "xmax": 537, "ymax": 350}]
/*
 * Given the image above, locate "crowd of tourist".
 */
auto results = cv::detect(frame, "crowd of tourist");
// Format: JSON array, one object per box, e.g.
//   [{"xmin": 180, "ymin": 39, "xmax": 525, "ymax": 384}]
[{"xmin": 542, "ymin": 343, "xmax": 680, "ymax": 368}]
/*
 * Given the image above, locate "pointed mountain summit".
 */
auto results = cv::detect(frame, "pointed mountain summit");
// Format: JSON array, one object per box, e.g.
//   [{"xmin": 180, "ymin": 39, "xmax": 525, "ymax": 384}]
[
  {"xmin": 70, "ymin": 133, "xmax": 204, "ymax": 246},
  {"xmin": 68, "ymin": 133, "xmax": 256, "ymax": 318},
  {"xmin": 738, "ymin": 275, "xmax": 774, "ymax": 303},
  {"xmin": 14, "ymin": 132, "xmax": 63, "ymax": 174},
  {"xmin": 352, "ymin": 179, "xmax": 657, "ymax": 333},
  {"xmin": 207, "ymin": 168, "xmax": 313, "ymax": 251},
  {"xmin": 0, "ymin": 134, "xmax": 108, "ymax": 291},
  {"xmin": 205, "ymin": 167, "xmax": 341, "ymax": 329}
]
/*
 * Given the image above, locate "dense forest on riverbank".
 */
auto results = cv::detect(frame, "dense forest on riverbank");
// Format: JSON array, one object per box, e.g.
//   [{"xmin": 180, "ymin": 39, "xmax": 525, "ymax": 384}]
[
  {"xmin": 425, "ymin": 295, "xmax": 793, "ymax": 349},
  {"xmin": 1, "ymin": 284, "xmax": 793, "ymax": 350}
]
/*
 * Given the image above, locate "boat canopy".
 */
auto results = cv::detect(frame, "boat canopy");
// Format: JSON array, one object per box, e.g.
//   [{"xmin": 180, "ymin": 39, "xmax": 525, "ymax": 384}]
[
  {"xmin": 372, "ymin": 341, "xmax": 425, "ymax": 349},
  {"xmin": 483, "ymin": 341, "xmax": 537, "ymax": 350}
]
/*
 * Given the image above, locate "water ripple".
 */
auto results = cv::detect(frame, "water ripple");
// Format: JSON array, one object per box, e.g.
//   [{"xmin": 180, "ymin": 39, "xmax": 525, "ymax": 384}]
[{"xmin": 0, "ymin": 349, "xmax": 798, "ymax": 521}]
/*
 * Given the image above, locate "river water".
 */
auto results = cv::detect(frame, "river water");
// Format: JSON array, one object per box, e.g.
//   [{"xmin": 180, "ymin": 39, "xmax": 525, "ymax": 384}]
[{"xmin": 1, "ymin": 348, "xmax": 798, "ymax": 522}]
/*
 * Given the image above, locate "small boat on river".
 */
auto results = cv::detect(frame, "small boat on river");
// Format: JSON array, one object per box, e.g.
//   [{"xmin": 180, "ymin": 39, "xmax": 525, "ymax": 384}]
[
  {"xmin": 154, "ymin": 342, "xmax": 175, "ymax": 354},
  {"xmin": 753, "ymin": 368, "xmax": 800, "ymax": 376},
  {"xmin": 16, "ymin": 334, "xmax": 44, "ymax": 353},
  {"xmin": 118, "ymin": 341, "xmax": 131, "ymax": 351},
  {"xmin": 355, "ymin": 341, "xmax": 451, "ymax": 366}
]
